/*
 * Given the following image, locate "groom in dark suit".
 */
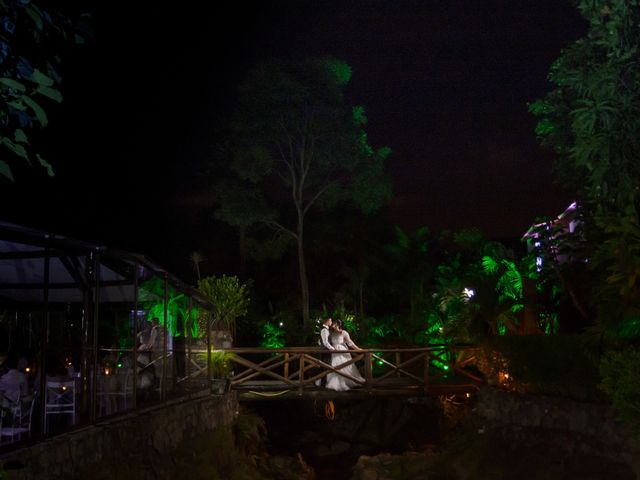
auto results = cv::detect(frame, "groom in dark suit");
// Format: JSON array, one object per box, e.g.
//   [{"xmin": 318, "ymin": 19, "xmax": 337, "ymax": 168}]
[{"xmin": 317, "ymin": 317, "xmax": 335, "ymax": 387}]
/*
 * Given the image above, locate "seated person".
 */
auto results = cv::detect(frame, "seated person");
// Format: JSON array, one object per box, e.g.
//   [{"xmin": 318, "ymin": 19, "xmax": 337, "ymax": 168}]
[
  {"xmin": 33, "ymin": 356, "xmax": 70, "ymax": 393},
  {"xmin": 17, "ymin": 356, "xmax": 29, "ymax": 373},
  {"xmin": 0, "ymin": 354, "xmax": 30, "ymax": 405}
]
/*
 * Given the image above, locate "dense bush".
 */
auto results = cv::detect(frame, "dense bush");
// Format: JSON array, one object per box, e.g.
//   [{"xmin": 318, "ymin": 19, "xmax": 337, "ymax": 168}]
[
  {"xmin": 475, "ymin": 334, "xmax": 601, "ymax": 401},
  {"xmin": 599, "ymin": 347, "xmax": 640, "ymax": 434},
  {"xmin": 174, "ymin": 411, "xmax": 269, "ymax": 480}
]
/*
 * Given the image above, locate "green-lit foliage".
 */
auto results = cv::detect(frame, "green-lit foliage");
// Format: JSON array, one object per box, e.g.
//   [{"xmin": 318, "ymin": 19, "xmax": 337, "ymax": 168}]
[
  {"xmin": 0, "ymin": 1, "xmax": 88, "ymax": 181},
  {"xmin": 530, "ymin": 0, "xmax": 640, "ymax": 206},
  {"xmin": 364, "ymin": 315, "xmax": 403, "ymax": 346},
  {"xmin": 426, "ymin": 232, "xmax": 503, "ymax": 342},
  {"xmin": 189, "ymin": 305, "xmax": 202, "ymax": 338},
  {"xmin": 259, "ymin": 321, "xmax": 285, "ymax": 349},
  {"xmin": 139, "ymin": 278, "xmax": 188, "ymax": 336},
  {"xmin": 384, "ymin": 226, "xmax": 449, "ymax": 339},
  {"xmin": 319, "ymin": 306, "xmax": 361, "ymax": 340},
  {"xmin": 599, "ymin": 347, "xmax": 640, "ymax": 434},
  {"xmin": 340, "ymin": 312, "xmax": 359, "ymax": 337},
  {"xmin": 482, "ymin": 256, "xmax": 523, "ymax": 303},
  {"xmin": 540, "ymin": 312, "xmax": 559, "ymax": 335},
  {"xmin": 138, "ymin": 281, "xmax": 201, "ymax": 338},
  {"xmin": 616, "ymin": 317, "xmax": 640, "ymax": 339},
  {"xmin": 590, "ymin": 204, "xmax": 640, "ymax": 337},
  {"xmin": 415, "ymin": 311, "xmax": 445, "ymax": 346},
  {"xmin": 478, "ymin": 251, "xmax": 559, "ymax": 335},
  {"xmin": 418, "ymin": 227, "xmax": 564, "ymax": 341},
  {"xmin": 478, "ymin": 255, "xmax": 525, "ymax": 334},
  {"xmin": 198, "ymin": 275, "xmax": 250, "ymax": 332},
  {"xmin": 324, "ymin": 57, "xmax": 352, "ymax": 85},
  {"xmin": 368, "ymin": 319, "xmax": 395, "ymax": 339},
  {"xmin": 525, "ymin": 216, "xmax": 586, "ymax": 332},
  {"xmin": 531, "ymin": 0, "xmax": 640, "ymax": 335},
  {"xmin": 209, "ymin": 350, "xmax": 234, "ymax": 378},
  {"xmin": 415, "ymin": 313, "xmax": 451, "ymax": 371}
]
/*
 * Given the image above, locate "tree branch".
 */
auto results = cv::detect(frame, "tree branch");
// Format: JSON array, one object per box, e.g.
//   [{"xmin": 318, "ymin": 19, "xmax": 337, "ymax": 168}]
[
  {"xmin": 265, "ymin": 219, "xmax": 298, "ymax": 241},
  {"xmin": 302, "ymin": 180, "xmax": 336, "ymax": 217},
  {"xmin": 277, "ymin": 122, "xmax": 300, "ymax": 208}
]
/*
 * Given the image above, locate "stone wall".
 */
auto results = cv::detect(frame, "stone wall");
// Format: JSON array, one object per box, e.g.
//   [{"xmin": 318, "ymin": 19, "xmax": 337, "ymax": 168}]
[
  {"xmin": 475, "ymin": 386, "xmax": 640, "ymax": 475},
  {"xmin": 0, "ymin": 392, "xmax": 238, "ymax": 480}
]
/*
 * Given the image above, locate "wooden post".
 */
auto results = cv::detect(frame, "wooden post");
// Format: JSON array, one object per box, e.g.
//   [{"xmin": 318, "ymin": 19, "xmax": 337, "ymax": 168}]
[
  {"xmin": 395, "ymin": 352, "xmax": 401, "ymax": 377},
  {"xmin": 298, "ymin": 354, "xmax": 304, "ymax": 396},
  {"xmin": 451, "ymin": 346, "xmax": 457, "ymax": 374},
  {"xmin": 424, "ymin": 352, "xmax": 430, "ymax": 394},
  {"xmin": 364, "ymin": 351, "xmax": 373, "ymax": 393},
  {"xmin": 284, "ymin": 353, "xmax": 289, "ymax": 380}
]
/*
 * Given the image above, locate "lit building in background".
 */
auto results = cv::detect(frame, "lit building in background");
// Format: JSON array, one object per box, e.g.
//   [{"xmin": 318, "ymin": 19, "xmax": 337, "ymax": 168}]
[{"xmin": 522, "ymin": 202, "xmax": 581, "ymax": 269}]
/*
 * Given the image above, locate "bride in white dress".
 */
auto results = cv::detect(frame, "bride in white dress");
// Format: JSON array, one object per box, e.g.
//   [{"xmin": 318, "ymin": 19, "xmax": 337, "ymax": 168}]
[{"xmin": 325, "ymin": 319, "xmax": 365, "ymax": 391}]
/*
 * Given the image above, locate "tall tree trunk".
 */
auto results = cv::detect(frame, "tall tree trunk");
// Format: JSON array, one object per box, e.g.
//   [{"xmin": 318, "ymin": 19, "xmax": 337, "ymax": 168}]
[
  {"xmin": 359, "ymin": 280, "xmax": 364, "ymax": 318},
  {"xmin": 238, "ymin": 225, "xmax": 247, "ymax": 278},
  {"xmin": 551, "ymin": 264, "xmax": 589, "ymax": 321},
  {"xmin": 297, "ymin": 219, "xmax": 310, "ymax": 327},
  {"xmin": 521, "ymin": 278, "xmax": 542, "ymax": 334}
]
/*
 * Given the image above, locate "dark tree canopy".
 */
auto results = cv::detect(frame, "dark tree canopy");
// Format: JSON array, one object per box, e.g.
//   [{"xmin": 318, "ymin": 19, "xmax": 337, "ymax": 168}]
[
  {"xmin": 530, "ymin": 0, "xmax": 640, "ymax": 209},
  {"xmin": 0, "ymin": 0, "xmax": 87, "ymax": 181},
  {"xmin": 229, "ymin": 57, "xmax": 391, "ymax": 218},
  {"xmin": 531, "ymin": 0, "xmax": 640, "ymax": 336},
  {"xmin": 216, "ymin": 57, "xmax": 391, "ymax": 325}
]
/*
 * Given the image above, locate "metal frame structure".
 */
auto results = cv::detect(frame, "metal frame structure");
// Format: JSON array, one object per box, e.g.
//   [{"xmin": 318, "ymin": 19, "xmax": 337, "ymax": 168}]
[{"xmin": 0, "ymin": 221, "xmax": 215, "ymax": 451}]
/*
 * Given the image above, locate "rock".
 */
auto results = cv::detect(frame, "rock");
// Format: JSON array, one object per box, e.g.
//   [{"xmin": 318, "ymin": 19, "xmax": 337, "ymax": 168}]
[
  {"xmin": 351, "ymin": 452, "xmax": 432, "ymax": 480},
  {"xmin": 300, "ymin": 430, "xmax": 320, "ymax": 443},
  {"xmin": 257, "ymin": 454, "xmax": 315, "ymax": 480},
  {"xmin": 314, "ymin": 444, "xmax": 332, "ymax": 457},
  {"xmin": 359, "ymin": 467, "xmax": 379, "ymax": 480},
  {"xmin": 331, "ymin": 440, "xmax": 351, "ymax": 455}
]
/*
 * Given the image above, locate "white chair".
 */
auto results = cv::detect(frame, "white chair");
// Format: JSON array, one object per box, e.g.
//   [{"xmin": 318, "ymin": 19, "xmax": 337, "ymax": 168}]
[
  {"xmin": 0, "ymin": 391, "xmax": 35, "ymax": 444},
  {"xmin": 44, "ymin": 380, "xmax": 76, "ymax": 433},
  {"xmin": 97, "ymin": 369, "xmax": 134, "ymax": 416},
  {"xmin": 121, "ymin": 369, "xmax": 134, "ymax": 409}
]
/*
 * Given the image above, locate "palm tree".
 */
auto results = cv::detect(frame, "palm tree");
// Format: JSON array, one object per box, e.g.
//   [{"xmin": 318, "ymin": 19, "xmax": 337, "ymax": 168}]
[{"xmin": 190, "ymin": 251, "xmax": 204, "ymax": 282}]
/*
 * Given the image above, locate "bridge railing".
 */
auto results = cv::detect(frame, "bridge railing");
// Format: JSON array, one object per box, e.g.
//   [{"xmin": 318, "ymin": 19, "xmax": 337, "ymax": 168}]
[{"xmin": 220, "ymin": 345, "xmax": 481, "ymax": 394}]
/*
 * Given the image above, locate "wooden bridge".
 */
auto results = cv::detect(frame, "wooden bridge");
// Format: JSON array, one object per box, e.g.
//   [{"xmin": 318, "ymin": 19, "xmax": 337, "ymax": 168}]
[{"xmin": 222, "ymin": 345, "xmax": 482, "ymax": 401}]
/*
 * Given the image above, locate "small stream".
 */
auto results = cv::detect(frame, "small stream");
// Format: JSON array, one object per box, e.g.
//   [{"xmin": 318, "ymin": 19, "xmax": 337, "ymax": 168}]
[
  {"xmin": 251, "ymin": 398, "xmax": 445, "ymax": 480},
  {"xmin": 250, "ymin": 394, "xmax": 639, "ymax": 480}
]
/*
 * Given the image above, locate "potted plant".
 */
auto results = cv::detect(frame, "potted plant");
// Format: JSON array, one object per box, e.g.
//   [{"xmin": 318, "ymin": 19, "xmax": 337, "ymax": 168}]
[
  {"xmin": 210, "ymin": 350, "xmax": 233, "ymax": 394},
  {"xmin": 197, "ymin": 274, "xmax": 250, "ymax": 342}
]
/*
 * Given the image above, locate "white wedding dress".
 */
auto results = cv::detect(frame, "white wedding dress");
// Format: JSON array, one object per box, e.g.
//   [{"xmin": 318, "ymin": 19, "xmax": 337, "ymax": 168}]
[{"xmin": 325, "ymin": 330, "xmax": 365, "ymax": 391}]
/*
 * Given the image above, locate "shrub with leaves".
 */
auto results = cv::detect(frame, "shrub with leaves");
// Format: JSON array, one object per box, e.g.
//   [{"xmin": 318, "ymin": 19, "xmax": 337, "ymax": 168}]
[
  {"xmin": 476, "ymin": 334, "xmax": 601, "ymax": 400},
  {"xmin": 530, "ymin": 0, "xmax": 640, "ymax": 336},
  {"xmin": 259, "ymin": 321, "xmax": 285, "ymax": 349},
  {"xmin": 209, "ymin": 349, "xmax": 234, "ymax": 378},
  {"xmin": 233, "ymin": 410, "xmax": 267, "ymax": 459},
  {"xmin": 591, "ymin": 205, "xmax": 640, "ymax": 338},
  {"xmin": 0, "ymin": 0, "xmax": 88, "ymax": 180},
  {"xmin": 198, "ymin": 275, "xmax": 250, "ymax": 333},
  {"xmin": 530, "ymin": 0, "xmax": 640, "ymax": 206},
  {"xmin": 318, "ymin": 306, "xmax": 361, "ymax": 340},
  {"xmin": 599, "ymin": 347, "xmax": 640, "ymax": 434}
]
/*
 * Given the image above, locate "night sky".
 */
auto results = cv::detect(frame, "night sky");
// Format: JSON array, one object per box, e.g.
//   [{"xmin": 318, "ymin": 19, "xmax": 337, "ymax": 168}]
[{"xmin": 0, "ymin": 1, "xmax": 587, "ymax": 271}]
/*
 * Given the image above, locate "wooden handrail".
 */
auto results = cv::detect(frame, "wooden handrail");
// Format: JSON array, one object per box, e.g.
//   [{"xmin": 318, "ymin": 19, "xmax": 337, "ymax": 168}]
[
  {"xmin": 217, "ymin": 345, "xmax": 473, "ymax": 354},
  {"xmin": 222, "ymin": 345, "xmax": 480, "ymax": 396}
]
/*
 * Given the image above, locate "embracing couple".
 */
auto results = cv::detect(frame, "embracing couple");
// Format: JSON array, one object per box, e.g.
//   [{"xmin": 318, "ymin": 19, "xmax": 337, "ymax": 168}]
[{"xmin": 318, "ymin": 317, "xmax": 365, "ymax": 391}]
